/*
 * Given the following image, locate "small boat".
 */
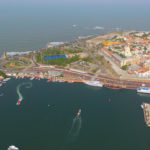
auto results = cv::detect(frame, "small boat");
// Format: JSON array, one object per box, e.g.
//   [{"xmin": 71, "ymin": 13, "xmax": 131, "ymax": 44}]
[
  {"xmin": 105, "ymin": 85, "xmax": 121, "ymax": 90},
  {"xmin": 47, "ymin": 79, "xmax": 51, "ymax": 82},
  {"xmin": 8, "ymin": 145, "xmax": 19, "ymax": 150},
  {"xmin": 2, "ymin": 81, "xmax": 6, "ymax": 84},
  {"xmin": 141, "ymin": 104, "xmax": 143, "ymax": 109},
  {"xmin": 137, "ymin": 87, "xmax": 150, "ymax": 94},
  {"xmin": 59, "ymin": 80, "xmax": 65, "ymax": 82},
  {"xmin": 30, "ymin": 77, "xmax": 34, "ymax": 80},
  {"xmin": 68, "ymin": 81, "xmax": 74, "ymax": 83},
  {"xmin": 108, "ymin": 98, "xmax": 111, "ymax": 102},
  {"xmin": 4, "ymin": 78, "xmax": 11, "ymax": 81},
  {"xmin": 52, "ymin": 80, "xmax": 56, "ymax": 82},
  {"xmin": 16, "ymin": 100, "xmax": 21, "ymax": 105},
  {"xmin": 77, "ymin": 109, "xmax": 81, "ymax": 115}
]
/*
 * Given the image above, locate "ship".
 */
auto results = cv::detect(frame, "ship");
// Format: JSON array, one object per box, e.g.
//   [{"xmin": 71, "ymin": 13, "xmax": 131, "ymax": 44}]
[
  {"xmin": 137, "ymin": 87, "xmax": 150, "ymax": 94},
  {"xmin": 84, "ymin": 81, "xmax": 103, "ymax": 87},
  {"xmin": 8, "ymin": 145, "xmax": 19, "ymax": 150}
]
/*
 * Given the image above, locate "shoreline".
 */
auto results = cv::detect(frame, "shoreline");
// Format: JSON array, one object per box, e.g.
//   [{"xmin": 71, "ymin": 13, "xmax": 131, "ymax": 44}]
[
  {"xmin": 2, "ymin": 30, "xmax": 150, "ymax": 90},
  {"xmin": 4, "ymin": 65, "xmax": 150, "ymax": 90}
]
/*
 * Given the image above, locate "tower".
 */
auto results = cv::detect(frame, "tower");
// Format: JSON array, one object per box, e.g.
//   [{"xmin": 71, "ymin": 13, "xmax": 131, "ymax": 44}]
[
  {"xmin": 1, "ymin": 51, "xmax": 7, "ymax": 59},
  {"xmin": 124, "ymin": 46, "xmax": 132, "ymax": 57}
]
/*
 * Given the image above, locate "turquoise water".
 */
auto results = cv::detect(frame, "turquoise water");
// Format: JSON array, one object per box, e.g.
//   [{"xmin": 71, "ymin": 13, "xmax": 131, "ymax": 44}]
[
  {"xmin": 0, "ymin": 2, "xmax": 150, "ymax": 53},
  {"xmin": 0, "ymin": 79, "xmax": 150, "ymax": 150}
]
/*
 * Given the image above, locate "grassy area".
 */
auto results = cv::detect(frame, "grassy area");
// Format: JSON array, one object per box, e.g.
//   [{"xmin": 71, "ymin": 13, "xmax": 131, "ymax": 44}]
[
  {"xmin": 42, "ymin": 48, "xmax": 83, "ymax": 56},
  {"xmin": 5, "ymin": 61, "xmax": 21, "ymax": 68},
  {"xmin": 35, "ymin": 52, "xmax": 80, "ymax": 66},
  {"xmin": 121, "ymin": 65, "xmax": 128, "ymax": 70},
  {"xmin": 92, "ymin": 68, "xmax": 98, "ymax": 73},
  {"xmin": 35, "ymin": 48, "xmax": 94, "ymax": 66}
]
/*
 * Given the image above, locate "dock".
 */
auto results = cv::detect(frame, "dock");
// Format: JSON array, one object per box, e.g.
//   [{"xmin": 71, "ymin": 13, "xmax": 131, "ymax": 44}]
[{"xmin": 142, "ymin": 103, "xmax": 150, "ymax": 127}]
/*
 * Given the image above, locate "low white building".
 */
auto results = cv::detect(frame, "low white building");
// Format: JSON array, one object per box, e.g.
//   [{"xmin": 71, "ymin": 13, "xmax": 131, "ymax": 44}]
[{"xmin": 135, "ymin": 70, "xmax": 150, "ymax": 77}]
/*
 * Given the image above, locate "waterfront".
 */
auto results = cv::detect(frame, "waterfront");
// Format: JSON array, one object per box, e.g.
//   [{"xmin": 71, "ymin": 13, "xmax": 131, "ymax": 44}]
[{"xmin": 0, "ymin": 79, "xmax": 150, "ymax": 150}]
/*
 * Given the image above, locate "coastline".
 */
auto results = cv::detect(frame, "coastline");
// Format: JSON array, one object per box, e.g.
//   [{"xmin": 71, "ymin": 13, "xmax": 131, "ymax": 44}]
[
  {"xmin": 4, "ymin": 65, "xmax": 150, "ymax": 90},
  {"xmin": 1, "ymin": 30, "xmax": 150, "ymax": 90}
]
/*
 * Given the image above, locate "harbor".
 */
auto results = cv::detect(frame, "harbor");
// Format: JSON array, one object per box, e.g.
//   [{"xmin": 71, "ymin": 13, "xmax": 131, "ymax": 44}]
[{"xmin": 1, "ymin": 78, "xmax": 150, "ymax": 150}]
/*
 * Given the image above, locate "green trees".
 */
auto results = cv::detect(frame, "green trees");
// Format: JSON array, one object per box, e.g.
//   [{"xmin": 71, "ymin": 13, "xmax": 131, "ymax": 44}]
[
  {"xmin": 144, "ymin": 47, "xmax": 147, "ymax": 51},
  {"xmin": 82, "ymin": 57, "xmax": 93, "ymax": 63},
  {"xmin": 35, "ymin": 52, "xmax": 42, "ymax": 63},
  {"xmin": 121, "ymin": 65, "xmax": 128, "ymax": 70},
  {"xmin": 43, "ymin": 48, "xmax": 83, "ymax": 55},
  {"xmin": 0, "ymin": 70, "xmax": 7, "ymax": 78}
]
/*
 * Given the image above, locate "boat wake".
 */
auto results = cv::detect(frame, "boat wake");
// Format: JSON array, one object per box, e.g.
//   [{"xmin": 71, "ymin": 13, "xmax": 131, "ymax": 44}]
[
  {"xmin": 67, "ymin": 114, "xmax": 82, "ymax": 143},
  {"xmin": 16, "ymin": 82, "xmax": 32, "ymax": 105},
  {"xmin": 60, "ymin": 113, "xmax": 82, "ymax": 150}
]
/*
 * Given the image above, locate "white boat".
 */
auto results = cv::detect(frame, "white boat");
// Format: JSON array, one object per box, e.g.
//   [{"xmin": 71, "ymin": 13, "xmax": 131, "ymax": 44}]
[
  {"xmin": 8, "ymin": 145, "xmax": 19, "ymax": 150},
  {"xmin": 30, "ymin": 77, "xmax": 34, "ymax": 80},
  {"xmin": 137, "ymin": 87, "xmax": 150, "ymax": 94},
  {"xmin": 84, "ymin": 81, "xmax": 103, "ymax": 87},
  {"xmin": 3, "ymin": 78, "xmax": 11, "ymax": 81}
]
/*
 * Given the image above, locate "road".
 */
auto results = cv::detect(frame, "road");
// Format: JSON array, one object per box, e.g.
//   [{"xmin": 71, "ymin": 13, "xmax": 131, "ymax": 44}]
[{"xmin": 25, "ymin": 63, "xmax": 150, "ymax": 90}]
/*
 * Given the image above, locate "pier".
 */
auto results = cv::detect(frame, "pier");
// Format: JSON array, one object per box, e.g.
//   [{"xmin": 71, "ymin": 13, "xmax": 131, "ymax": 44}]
[{"xmin": 142, "ymin": 103, "xmax": 150, "ymax": 127}]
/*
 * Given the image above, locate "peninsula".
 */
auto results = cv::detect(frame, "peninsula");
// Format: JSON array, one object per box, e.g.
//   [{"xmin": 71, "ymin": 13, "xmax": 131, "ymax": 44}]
[{"xmin": 1, "ymin": 30, "xmax": 150, "ymax": 89}]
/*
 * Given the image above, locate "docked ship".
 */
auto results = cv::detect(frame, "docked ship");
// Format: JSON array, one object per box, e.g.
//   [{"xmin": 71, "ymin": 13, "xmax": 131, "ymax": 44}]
[
  {"xmin": 84, "ymin": 81, "xmax": 103, "ymax": 87},
  {"xmin": 137, "ymin": 87, "xmax": 150, "ymax": 94}
]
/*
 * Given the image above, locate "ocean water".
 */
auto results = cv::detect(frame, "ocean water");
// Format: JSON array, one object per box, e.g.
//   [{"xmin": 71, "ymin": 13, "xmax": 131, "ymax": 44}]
[
  {"xmin": 0, "ymin": 2, "xmax": 150, "ymax": 149},
  {"xmin": 0, "ymin": 78, "xmax": 150, "ymax": 150},
  {"xmin": 0, "ymin": 2, "xmax": 150, "ymax": 54}
]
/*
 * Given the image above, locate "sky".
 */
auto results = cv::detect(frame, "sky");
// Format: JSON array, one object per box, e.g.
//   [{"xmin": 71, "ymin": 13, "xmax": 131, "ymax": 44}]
[
  {"xmin": 0, "ymin": 0, "xmax": 150, "ymax": 52},
  {"xmin": 1, "ymin": 0, "xmax": 150, "ymax": 4}
]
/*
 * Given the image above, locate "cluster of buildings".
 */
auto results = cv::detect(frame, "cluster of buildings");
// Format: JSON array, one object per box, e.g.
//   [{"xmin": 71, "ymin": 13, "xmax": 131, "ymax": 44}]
[
  {"xmin": 5, "ymin": 68, "xmax": 84, "ymax": 83},
  {"xmin": 87, "ymin": 31, "xmax": 150, "ymax": 77}
]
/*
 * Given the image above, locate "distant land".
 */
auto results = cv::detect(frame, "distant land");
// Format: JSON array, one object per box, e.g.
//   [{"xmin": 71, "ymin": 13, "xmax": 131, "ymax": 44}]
[{"xmin": 1, "ymin": 30, "xmax": 150, "ymax": 89}]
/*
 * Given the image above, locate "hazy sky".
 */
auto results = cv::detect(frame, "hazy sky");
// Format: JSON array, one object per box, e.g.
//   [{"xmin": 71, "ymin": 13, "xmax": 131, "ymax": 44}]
[{"xmin": 1, "ymin": 0, "xmax": 150, "ymax": 4}]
